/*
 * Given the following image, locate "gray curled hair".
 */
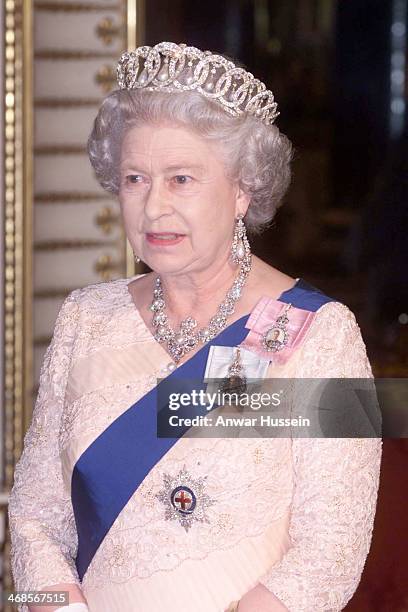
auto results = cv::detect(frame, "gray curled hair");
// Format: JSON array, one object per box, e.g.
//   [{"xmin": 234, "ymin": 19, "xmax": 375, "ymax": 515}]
[{"xmin": 87, "ymin": 88, "xmax": 294, "ymax": 234}]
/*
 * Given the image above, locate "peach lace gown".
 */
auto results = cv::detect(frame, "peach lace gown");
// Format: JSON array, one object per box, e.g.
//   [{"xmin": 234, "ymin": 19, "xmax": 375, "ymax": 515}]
[{"xmin": 8, "ymin": 275, "xmax": 382, "ymax": 612}]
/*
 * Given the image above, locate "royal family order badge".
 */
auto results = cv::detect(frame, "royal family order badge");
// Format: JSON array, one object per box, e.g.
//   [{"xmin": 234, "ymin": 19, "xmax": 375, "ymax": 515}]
[
  {"xmin": 156, "ymin": 465, "xmax": 216, "ymax": 532},
  {"xmin": 261, "ymin": 304, "xmax": 291, "ymax": 353}
]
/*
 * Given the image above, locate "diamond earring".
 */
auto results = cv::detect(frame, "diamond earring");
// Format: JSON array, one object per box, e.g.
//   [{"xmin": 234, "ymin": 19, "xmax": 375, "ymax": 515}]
[{"xmin": 230, "ymin": 213, "xmax": 250, "ymax": 264}]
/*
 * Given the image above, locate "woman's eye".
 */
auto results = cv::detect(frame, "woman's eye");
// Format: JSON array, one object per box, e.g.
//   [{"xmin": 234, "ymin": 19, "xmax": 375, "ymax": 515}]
[
  {"xmin": 173, "ymin": 175, "xmax": 192, "ymax": 184},
  {"xmin": 126, "ymin": 175, "xmax": 143, "ymax": 184}
]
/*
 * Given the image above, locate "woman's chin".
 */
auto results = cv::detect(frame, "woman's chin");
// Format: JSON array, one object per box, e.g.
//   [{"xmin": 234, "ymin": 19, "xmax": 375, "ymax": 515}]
[{"xmin": 143, "ymin": 256, "xmax": 189, "ymax": 275}]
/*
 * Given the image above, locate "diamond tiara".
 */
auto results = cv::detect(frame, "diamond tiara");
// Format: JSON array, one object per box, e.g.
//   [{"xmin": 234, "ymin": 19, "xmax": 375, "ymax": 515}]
[{"xmin": 116, "ymin": 41, "xmax": 280, "ymax": 126}]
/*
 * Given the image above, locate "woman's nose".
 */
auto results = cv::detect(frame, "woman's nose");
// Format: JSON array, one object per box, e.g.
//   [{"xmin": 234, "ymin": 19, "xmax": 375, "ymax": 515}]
[{"xmin": 143, "ymin": 179, "xmax": 172, "ymax": 220}]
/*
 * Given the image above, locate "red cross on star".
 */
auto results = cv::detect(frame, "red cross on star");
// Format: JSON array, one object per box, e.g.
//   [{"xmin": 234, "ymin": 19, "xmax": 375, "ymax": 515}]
[{"xmin": 174, "ymin": 490, "xmax": 192, "ymax": 510}]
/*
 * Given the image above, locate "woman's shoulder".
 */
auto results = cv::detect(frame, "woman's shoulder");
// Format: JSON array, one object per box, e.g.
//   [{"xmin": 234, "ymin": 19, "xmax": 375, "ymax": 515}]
[
  {"xmin": 67, "ymin": 274, "xmax": 144, "ymax": 314},
  {"xmin": 291, "ymin": 281, "xmax": 372, "ymax": 377},
  {"xmin": 251, "ymin": 259, "xmax": 353, "ymax": 319},
  {"xmin": 281, "ymin": 276, "xmax": 368, "ymax": 356},
  {"xmin": 292, "ymin": 278, "xmax": 362, "ymax": 338},
  {"xmin": 307, "ymin": 298, "xmax": 364, "ymax": 344},
  {"xmin": 284, "ymin": 277, "xmax": 363, "ymax": 329},
  {"xmin": 287, "ymin": 278, "xmax": 340, "ymax": 312}
]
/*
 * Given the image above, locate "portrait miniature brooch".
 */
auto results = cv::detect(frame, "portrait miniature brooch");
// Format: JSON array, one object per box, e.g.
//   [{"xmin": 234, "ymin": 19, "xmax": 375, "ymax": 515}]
[
  {"xmin": 261, "ymin": 303, "xmax": 292, "ymax": 352},
  {"xmin": 239, "ymin": 296, "xmax": 317, "ymax": 365}
]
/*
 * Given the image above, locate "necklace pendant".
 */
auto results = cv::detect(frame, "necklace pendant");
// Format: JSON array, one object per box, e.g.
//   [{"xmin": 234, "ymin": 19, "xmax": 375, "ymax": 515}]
[
  {"xmin": 185, "ymin": 334, "xmax": 198, "ymax": 349},
  {"xmin": 180, "ymin": 316, "xmax": 197, "ymax": 331},
  {"xmin": 168, "ymin": 332, "xmax": 199, "ymax": 361},
  {"xmin": 168, "ymin": 337, "xmax": 185, "ymax": 362}
]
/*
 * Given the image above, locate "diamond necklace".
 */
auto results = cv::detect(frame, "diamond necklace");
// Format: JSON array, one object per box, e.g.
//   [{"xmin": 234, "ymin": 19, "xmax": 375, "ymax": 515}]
[{"xmin": 150, "ymin": 255, "xmax": 252, "ymax": 364}]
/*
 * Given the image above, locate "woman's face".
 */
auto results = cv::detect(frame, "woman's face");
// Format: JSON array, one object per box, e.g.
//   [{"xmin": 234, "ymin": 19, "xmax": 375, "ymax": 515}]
[{"xmin": 118, "ymin": 123, "xmax": 250, "ymax": 276}]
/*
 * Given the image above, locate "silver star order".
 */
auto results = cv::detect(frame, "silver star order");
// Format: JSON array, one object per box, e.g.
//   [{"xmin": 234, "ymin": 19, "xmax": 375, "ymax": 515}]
[{"xmin": 156, "ymin": 465, "xmax": 216, "ymax": 532}]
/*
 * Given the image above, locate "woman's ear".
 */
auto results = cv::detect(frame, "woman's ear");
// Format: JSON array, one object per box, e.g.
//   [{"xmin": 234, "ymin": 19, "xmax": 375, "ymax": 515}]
[{"xmin": 234, "ymin": 184, "xmax": 251, "ymax": 217}]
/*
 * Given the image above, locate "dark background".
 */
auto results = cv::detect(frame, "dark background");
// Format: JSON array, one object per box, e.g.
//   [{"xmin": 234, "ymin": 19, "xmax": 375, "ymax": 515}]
[
  {"xmin": 145, "ymin": 0, "xmax": 408, "ymax": 379},
  {"xmin": 144, "ymin": 1, "xmax": 408, "ymax": 610}
]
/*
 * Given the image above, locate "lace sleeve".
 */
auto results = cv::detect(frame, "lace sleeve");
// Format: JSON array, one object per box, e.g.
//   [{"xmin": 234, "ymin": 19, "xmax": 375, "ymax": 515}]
[
  {"xmin": 258, "ymin": 302, "xmax": 383, "ymax": 611},
  {"xmin": 8, "ymin": 290, "xmax": 82, "ymax": 610}
]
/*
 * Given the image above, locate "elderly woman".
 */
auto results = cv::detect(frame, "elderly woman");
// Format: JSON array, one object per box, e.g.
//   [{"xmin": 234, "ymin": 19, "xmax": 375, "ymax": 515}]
[{"xmin": 8, "ymin": 42, "xmax": 382, "ymax": 612}]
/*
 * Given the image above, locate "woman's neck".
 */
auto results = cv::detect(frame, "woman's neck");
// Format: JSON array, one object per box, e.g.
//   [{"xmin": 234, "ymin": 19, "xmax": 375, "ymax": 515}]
[{"xmin": 158, "ymin": 256, "xmax": 249, "ymax": 325}]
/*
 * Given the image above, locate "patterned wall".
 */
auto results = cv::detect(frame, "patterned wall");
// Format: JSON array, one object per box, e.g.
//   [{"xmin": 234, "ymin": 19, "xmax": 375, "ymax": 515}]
[
  {"xmin": 1, "ymin": 0, "xmax": 144, "ymax": 606},
  {"xmin": 32, "ymin": 0, "xmax": 133, "ymax": 392}
]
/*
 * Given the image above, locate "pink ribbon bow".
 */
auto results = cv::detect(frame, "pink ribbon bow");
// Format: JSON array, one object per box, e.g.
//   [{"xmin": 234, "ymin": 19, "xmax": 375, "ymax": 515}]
[{"xmin": 239, "ymin": 296, "xmax": 316, "ymax": 365}]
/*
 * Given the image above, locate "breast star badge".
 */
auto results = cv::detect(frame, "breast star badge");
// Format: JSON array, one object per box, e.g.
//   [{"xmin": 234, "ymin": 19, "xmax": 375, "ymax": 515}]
[{"xmin": 156, "ymin": 465, "xmax": 216, "ymax": 532}]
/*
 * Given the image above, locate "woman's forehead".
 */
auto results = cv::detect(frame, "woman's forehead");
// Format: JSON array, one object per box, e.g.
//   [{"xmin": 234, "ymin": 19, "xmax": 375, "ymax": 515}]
[
  {"xmin": 123, "ymin": 123, "xmax": 205, "ymax": 148},
  {"xmin": 120, "ymin": 124, "xmax": 219, "ymax": 169}
]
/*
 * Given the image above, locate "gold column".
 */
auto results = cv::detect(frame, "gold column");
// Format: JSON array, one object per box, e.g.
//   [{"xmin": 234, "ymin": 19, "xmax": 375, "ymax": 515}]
[
  {"xmin": 3, "ymin": 0, "xmax": 33, "ymax": 606},
  {"xmin": 4, "ymin": 0, "xmax": 33, "ymax": 477}
]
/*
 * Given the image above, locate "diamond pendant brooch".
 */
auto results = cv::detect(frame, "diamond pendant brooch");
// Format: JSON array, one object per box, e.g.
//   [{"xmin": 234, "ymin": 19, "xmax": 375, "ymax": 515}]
[{"xmin": 220, "ymin": 347, "xmax": 247, "ymax": 402}]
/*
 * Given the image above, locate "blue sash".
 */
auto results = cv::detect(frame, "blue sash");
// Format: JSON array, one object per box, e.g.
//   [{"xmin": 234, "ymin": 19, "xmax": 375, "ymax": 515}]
[{"xmin": 72, "ymin": 279, "xmax": 336, "ymax": 580}]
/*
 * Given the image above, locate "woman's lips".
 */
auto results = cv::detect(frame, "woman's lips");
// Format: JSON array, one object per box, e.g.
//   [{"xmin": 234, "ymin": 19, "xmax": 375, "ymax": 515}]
[{"xmin": 145, "ymin": 232, "xmax": 186, "ymax": 246}]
